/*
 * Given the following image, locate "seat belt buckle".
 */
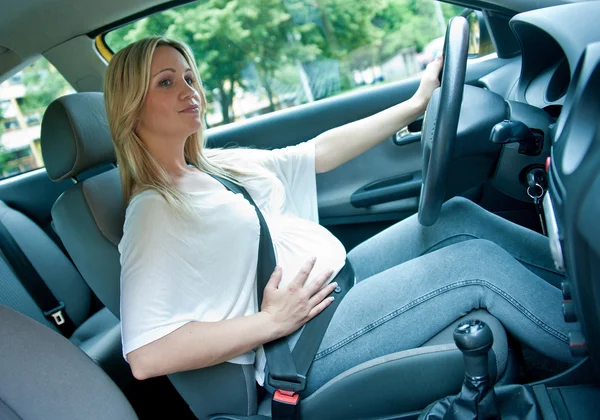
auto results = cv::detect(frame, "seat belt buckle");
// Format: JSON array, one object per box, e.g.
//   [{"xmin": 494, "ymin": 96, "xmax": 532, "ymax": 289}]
[
  {"xmin": 268, "ymin": 373, "xmax": 306, "ymax": 393},
  {"xmin": 272, "ymin": 389, "xmax": 300, "ymax": 420},
  {"xmin": 43, "ymin": 302, "xmax": 66, "ymax": 326}
]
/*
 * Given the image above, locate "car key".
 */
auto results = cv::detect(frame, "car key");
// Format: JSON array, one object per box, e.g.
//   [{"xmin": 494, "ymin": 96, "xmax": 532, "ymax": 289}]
[{"xmin": 526, "ymin": 168, "xmax": 548, "ymax": 236}]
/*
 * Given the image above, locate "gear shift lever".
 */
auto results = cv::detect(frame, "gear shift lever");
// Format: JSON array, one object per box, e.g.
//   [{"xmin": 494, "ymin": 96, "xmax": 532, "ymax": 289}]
[
  {"xmin": 418, "ymin": 320, "xmax": 500, "ymax": 420},
  {"xmin": 454, "ymin": 319, "xmax": 494, "ymax": 384}
]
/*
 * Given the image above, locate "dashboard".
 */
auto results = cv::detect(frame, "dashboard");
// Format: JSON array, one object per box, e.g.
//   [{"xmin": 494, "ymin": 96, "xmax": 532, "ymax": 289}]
[
  {"xmin": 545, "ymin": 39, "xmax": 600, "ymax": 377},
  {"xmin": 511, "ymin": 2, "xmax": 600, "ymax": 117},
  {"xmin": 506, "ymin": 1, "xmax": 600, "ymax": 372},
  {"xmin": 477, "ymin": 1, "xmax": 600, "ymax": 204}
]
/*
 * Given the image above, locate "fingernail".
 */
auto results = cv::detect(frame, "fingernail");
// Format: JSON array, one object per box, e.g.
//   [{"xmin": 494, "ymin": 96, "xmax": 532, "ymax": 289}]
[
  {"xmin": 332, "ymin": 282, "xmax": 338, "ymax": 287},
  {"xmin": 329, "ymin": 296, "xmax": 335, "ymax": 301}
]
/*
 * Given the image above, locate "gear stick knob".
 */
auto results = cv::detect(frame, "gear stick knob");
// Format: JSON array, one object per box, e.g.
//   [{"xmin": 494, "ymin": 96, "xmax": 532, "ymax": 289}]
[
  {"xmin": 418, "ymin": 320, "xmax": 500, "ymax": 419},
  {"xmin": 453, "ymin": 319, "xmax": 494, "ymax": 380}
]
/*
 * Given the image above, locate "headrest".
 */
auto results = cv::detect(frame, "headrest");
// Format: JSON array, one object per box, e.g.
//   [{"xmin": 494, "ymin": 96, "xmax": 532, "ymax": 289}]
[{"xmin": 41, "ymin": 92, "xmax": 116, "ymax": 182}]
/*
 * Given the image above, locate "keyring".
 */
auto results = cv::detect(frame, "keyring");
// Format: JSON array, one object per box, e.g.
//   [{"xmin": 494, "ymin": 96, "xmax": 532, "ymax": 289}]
[{"xmin": 527, "ymin": 183, "xmax": 544, "ymax": 199}]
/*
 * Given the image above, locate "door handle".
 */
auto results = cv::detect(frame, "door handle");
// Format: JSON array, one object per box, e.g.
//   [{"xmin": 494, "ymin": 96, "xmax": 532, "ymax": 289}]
[
  {"xmin": 351, "ymin": 172, "xmax": 422, "ymax": 208},
  {"xmin": 394, "ymin": 127, "xmax": 421, "ymax": 146}
]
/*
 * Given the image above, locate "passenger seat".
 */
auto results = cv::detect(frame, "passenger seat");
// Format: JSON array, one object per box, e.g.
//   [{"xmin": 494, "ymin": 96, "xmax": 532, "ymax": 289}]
[
  {"xmin": 0, "ymin": 304, "xmax": 138, "ymax": 420},
  {"xmin": 0, "ymin": 199, "xmax": 131, "ymax": 389}
]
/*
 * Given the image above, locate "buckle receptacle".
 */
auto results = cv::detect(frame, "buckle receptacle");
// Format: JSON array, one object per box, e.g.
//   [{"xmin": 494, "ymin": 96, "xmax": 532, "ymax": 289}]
[
  {"xmin": 43, "ymin": 302, "xmax": 66, "ymax": 326},
  {"xmin": 272, "ymin": 389, "xmax": 300, "ymax": 420}
]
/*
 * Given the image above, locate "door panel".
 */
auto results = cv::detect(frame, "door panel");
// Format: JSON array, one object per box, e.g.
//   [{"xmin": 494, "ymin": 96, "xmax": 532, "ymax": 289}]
[{"xmin": 317, "ymin": 141, "xmax": 422, "ymax": 220}]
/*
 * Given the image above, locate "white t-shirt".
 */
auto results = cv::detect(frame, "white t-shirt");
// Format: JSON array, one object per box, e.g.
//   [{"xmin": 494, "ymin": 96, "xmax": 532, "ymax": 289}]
[{"xmin": 119, "ymin": 139, "xmax": 347, "ymax": 385}]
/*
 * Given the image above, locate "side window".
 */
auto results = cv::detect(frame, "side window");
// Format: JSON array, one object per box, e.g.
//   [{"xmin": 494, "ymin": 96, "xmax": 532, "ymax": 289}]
[
  {"xmin": 103, "ymin": 0, "xmax": 484, "ymax": 129},
  {"xmin": 0, "ymin": 58, "xmax": 74, "ymax": 179}
]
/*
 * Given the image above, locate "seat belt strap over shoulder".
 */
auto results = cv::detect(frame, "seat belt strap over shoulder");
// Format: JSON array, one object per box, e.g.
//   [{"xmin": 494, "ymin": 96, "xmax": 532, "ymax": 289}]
[{"xmin": 211, "ymin": 174, "xmax": 352, "ymax": 419}]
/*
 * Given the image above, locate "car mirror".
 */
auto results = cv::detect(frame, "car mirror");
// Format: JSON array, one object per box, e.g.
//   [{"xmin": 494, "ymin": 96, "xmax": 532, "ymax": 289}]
[{"xmin": 461, "ymin": 9, "xmax": 495, "ymax": 58}]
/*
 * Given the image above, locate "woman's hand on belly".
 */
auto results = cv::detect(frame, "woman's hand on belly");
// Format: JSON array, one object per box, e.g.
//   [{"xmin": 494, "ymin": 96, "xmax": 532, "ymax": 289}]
[{"xmin": 261, "ymin": 257, "xmax": 337, "ymax": 337}]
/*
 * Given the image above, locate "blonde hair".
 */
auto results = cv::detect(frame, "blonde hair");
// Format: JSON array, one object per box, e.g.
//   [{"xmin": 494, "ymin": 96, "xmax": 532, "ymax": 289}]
[{"xmin": 103, "ymin": 36, "xmax": 255, "ymax": 207}]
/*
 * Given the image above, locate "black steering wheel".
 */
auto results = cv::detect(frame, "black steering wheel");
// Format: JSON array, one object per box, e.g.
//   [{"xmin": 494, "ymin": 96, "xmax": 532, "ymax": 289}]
[{"xmin": 418, "ymin": 16, "xmax": 470, "ymax": 226}]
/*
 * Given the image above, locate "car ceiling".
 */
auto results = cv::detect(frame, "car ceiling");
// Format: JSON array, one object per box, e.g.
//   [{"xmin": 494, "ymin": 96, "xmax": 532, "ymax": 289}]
[
  {"xmin": 0, "ymin": 0, "xmax": 590, "ymax": 84},
  {"xmin": 0, "ymin": 0, "xmax": 171, "ymax": 81},
  {"xmin": 1, "ymin": 0, "xmax": 167, "ymax": 56}
]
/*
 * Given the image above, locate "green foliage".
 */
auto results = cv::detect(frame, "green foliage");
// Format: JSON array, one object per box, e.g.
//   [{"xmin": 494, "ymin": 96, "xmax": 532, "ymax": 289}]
[
  {"xmin": 19, "ymin": 59, "xmax": 72, "ymax": 113},
  {"xmin": 376, "ymin": 0, "xmax": 440, "ymax": 59},
  {"xmin": 166, "ymin": 0, "xmax": 259, "ymax": 123},
  {"xmin": 238, "ymin": 0, "xmax": 320, "ymax": 110},
  {"xmin": 441, "ymin": 2, "xmax": 465, "ymax": 22},
  {"xmin": 104, "ymin": 0, "xmax": 474, "ymax": 123},
  {"xmin": 0, "ymin": 144, "xmax": 13, "ymax": 168},
  {"xmin": 312, "ymin": 0, "xmax": 387, "ymax": 57}
]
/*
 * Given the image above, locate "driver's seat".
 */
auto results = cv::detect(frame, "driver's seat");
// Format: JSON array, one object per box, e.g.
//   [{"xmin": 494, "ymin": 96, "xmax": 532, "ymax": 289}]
[{"xmin": 39, "ymin": 92, "xmax": 513, "ymax": 419}]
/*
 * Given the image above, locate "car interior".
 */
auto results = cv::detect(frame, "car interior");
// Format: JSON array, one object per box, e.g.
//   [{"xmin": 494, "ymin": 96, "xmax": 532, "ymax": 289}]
[{"xmin": 0, "ymin": 0, "xmax": 599, "ymax": 419}]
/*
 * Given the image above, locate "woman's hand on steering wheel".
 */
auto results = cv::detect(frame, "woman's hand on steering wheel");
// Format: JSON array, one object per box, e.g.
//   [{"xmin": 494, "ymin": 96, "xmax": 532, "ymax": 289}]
[
  {"xmin": 412, "ymin": 55, "xmax": 444, "ymax": 110},
  {"xmin": 261, "ymin": 257, "xmax": 336, "ymax": 337}
]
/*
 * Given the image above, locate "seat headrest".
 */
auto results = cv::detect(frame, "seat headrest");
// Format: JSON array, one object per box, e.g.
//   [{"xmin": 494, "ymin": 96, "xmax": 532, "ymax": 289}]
[{"xmin": 41, "ymin": 92, "xmax": 116, "ymax": 182}]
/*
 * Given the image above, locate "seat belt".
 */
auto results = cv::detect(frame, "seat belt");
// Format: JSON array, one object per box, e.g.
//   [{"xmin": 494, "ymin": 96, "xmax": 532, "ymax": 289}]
[
  {"xmin": 0, "ymin": 221, "xmax": 76, "ymax": 337},
  {"xmin": 211, "ymin": 175, "xmax": 353, "ymax": 419}
]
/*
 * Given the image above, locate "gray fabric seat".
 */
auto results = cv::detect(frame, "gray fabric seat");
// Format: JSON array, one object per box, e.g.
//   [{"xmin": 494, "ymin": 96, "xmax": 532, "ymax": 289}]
[
  {"xmin": 0, "ymin": 304, "xmax": 138, "ymax": 420},
  {"xmin": 40, "ymin": 92, "xmax": 513, "ymax": 419},
  {"xmin": 0, "ymin": 199, "xmax": 131, "ymax": 390}
]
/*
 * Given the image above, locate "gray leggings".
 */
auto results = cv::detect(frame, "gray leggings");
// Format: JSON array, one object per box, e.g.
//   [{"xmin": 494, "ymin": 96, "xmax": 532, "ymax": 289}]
[{"xmin": 304, "ymin": 196, "xmax": 572, "ymax": 394}]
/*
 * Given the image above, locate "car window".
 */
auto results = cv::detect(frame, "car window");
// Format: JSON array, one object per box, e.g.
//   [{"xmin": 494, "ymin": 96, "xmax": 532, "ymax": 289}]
[
  {"xmin": 104, "ymin": 0, "xmax": 483, "ymax": 129},
  {"xmin": 0, "ymin": 58, "xmax": 74, "ymax": 179}
]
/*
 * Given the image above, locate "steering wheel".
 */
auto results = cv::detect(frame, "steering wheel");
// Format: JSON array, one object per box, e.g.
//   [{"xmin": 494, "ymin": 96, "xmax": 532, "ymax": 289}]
[{"xmin": 418, "ymin": 16, "xmax": 470, "ymax": 226}]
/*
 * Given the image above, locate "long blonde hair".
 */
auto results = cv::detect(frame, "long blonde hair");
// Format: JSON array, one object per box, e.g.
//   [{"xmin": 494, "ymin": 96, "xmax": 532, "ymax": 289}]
[{"xmin": 103, "ymin": 36, "xmax": 254, "ymax": 207}]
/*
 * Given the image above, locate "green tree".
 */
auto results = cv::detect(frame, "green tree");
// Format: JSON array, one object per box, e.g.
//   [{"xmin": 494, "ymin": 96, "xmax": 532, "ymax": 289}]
[
  {"xmin": 19, "ymin": 59, "xmax": 72, "ymax": 113},
  {"xmin": 165, "ymin": 1, "xmax": 251, "ymax": 124},
  {"xmin": 374, "ymin": 0, "xmax": 439, "ymax": 61},
  {"xmin": 0, "ymin": 133, "xmax": 18, "ymax": 176},
  {"xmin": 107, "ymin": 0, "xmax": 321, "ymax": 122},
  {"xmin": 441, "ymin": 2, "xmax": 466, "ymax": 23},
  {"xmin": 0, "ymin": 144, "xmax": 14, "ymax": 172},
  {"xmin": 107, "ymin": 1, "xmax": 255, "ymax": 124},
  {"xmin": 169, "ymin": 0, "xmax": 321, "ymax": 120},
  {"xmin": 281, "ymin": 0, "xmax": 391, "ymax": 93},
  {"xmin": 237, "ymin": 0, "xmax": 320, "ymax": 112},
  {"xmin": 310, "ymin": 0, "xmax": 387, "ymax": 58}
]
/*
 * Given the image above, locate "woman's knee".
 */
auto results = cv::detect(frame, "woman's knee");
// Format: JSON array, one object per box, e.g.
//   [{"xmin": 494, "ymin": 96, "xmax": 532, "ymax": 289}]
[
  {"xmin": 435, "ymin": 197, "xmax": 503, "ymax": 236},
  {"xmin": 439, "ymin": 196, "xmax": 482, "ymax": 221}
]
